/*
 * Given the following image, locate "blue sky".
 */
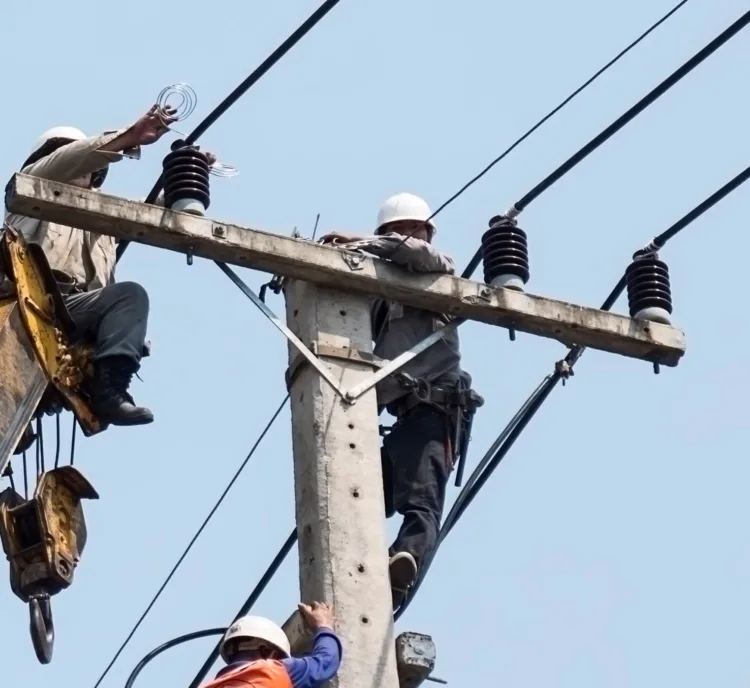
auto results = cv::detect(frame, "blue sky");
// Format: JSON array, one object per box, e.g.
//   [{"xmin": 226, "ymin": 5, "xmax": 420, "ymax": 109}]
[{"xmin": 2, "ymin": 0, "xmax": 749, "ymax": 685}]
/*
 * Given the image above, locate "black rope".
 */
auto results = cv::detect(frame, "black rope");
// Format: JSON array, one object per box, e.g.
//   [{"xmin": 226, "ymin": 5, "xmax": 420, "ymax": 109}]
[
  {"xmin": 186, "ymin": 528, "xmax": 298, "ymax": 688},
  {"xmin": 116, "ymin": 0, "xmax": 344, "ymax": 263},
  {"xmin": 394, "ymin": 161, "xmax": 750, "ymax": 620},
  {"xmin": 8, "ymin": 466, "xmax": 15, "ymax": 493},
  {"xmin": 54, "ymin": 413, "xmax": 61, "ymax": 469},
  {"xmin": 70, "ymin": 418, "xmax": 77, "ymax": 466},
  {"xmin": 22, "ymin": 450, "xmax": 28, "ymax": 499},
  {"xmin": 35, "ymin": 417, "xmax": 43, "ymax": 477},
  {"xmin": 91, "ymin": 395, "xmax": 289, "ymax": 688},
  {"xmin": 381, "ymin": 0, "xmax": 689, "ymax": 263}
]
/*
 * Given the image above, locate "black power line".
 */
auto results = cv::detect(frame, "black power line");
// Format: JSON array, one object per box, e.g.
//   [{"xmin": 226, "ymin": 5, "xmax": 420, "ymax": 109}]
[
  {"xmin": 124, "ymin": 628, "xmax": 226, "ymax": 688},
  {"xmin": 91, "ymin": 395, "xmax": 289, "ymax": 688},
  {"xmin": 411, "ymin": 0, "xmax": 690, "ymax": 242},
  {"xmin": 461, "ymin": 7, "xmax": 750, "ymax": 279},
  {"xmin": 394, "ymin": 161, "xmax": 750, "ymax": 620},
  {"xmin": 116, "ymin": 0, "xmax": 344, "ymax": 263}
]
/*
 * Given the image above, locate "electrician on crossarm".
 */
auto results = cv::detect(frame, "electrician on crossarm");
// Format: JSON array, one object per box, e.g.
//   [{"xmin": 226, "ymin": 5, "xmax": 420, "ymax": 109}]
[
  {"xmin": 320, "ymin": 192, "xmax": 484, "ymax": 611},
  {"xmin": 3, "ymin": 106, "xmax": 215, "ymax": 431}
]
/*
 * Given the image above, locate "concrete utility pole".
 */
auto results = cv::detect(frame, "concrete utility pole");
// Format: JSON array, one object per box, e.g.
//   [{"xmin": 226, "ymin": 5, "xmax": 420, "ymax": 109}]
[{"xmin": 284, "ymin": 278, "xmax": 399, "ymax": 688}]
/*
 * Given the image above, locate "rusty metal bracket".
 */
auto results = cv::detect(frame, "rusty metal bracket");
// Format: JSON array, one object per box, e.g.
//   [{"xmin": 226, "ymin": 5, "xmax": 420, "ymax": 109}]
[{"xmin": 285, "ymin": 342, "xmax": 382, "ymax": 395}]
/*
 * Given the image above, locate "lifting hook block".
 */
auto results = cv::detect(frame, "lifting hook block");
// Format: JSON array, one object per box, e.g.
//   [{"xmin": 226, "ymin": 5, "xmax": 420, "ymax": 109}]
[{"xmin": 29, "ymin": 593, "xmax": 54, "ymax": 664}]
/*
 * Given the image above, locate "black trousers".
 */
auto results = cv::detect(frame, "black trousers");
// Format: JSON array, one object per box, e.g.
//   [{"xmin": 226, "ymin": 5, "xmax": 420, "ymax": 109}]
[{"xmin": 381, "ymin": 404, "xmax": 453, "ymax": 571}]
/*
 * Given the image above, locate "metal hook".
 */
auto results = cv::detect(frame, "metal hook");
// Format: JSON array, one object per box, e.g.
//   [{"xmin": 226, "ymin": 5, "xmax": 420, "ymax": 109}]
[{"xmin": 29, "ymin": 593, "xmax": 54, "ymax": 664}]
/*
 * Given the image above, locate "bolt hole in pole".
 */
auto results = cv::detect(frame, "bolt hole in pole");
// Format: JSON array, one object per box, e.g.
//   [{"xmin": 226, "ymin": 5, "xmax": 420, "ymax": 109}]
[
  {"xmin": 481, "ymin": 215, "xmax": 530, "ymax": 341},
  {"xmin": 625, "ymin": 250, "xmax": 674, "ymax": 375}
]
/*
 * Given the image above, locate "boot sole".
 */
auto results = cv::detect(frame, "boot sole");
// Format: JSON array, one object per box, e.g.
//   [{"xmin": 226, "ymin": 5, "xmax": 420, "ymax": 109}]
[
  {"xmin": 108, "ymin": 413, "xmax": 154, "ymax": 427},
  {"xmin": 390, "ymin": 556, "xmax": 418, "ymax": 592}
]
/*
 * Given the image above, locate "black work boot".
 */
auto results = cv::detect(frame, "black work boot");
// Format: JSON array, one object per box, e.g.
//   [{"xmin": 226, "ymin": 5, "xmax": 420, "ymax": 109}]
[
  {"xmin": 90, "ymin": 356, "xmax": 154, "ymax": 426},
  {"xmin": 389, "ymin": 551, "xmax": 418, "ymax": 611}
]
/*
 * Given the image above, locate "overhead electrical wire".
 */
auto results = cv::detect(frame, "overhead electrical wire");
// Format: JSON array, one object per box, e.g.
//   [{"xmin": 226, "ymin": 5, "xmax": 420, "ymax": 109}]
[
  {"xmin": 383, "ymin": 0, "xmax": 689, "ymax": 259},
  {"xmin": 91, "ymin": 395, "xmax": 289, "ymax": 688},
  {"xmin": 459, "ymin": 6, "xmax": 750, "ymax": 278},
  {"xmin": 116, "ymin": 0, "xmax": 344, "ymax": 263},
  {"xmin": 373, "ymin": 0, "xmax": 691, "ymax": 337},
  {"xmin": 385, "ymin": 3, "xmax": 750, "ymax": 266},
  {"xmin": 393, "ymin": 161, "xmax": 750, "ymax": 620},
  {"xmin": 124, "ymin": 628, "xmax": 226, "ymax": 688}
]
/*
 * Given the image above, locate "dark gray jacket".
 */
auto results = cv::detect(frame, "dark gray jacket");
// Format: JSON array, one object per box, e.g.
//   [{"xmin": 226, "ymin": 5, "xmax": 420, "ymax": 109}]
[{"xmin": 359, "ymin": 233, "xmax": 472, "ymax": 407}]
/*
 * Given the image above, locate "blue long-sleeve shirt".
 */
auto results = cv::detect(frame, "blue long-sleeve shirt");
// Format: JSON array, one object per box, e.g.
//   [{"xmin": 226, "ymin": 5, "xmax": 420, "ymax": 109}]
[{"xmin": 281, "ymin": 627, "xmax": 342, "ymax": 687}]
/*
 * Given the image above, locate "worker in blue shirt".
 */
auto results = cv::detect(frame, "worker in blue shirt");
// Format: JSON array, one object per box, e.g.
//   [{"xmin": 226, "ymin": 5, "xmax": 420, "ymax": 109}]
[{"xmin": 201, "ymin": 601, "xmax": 341, "ymax": 688}]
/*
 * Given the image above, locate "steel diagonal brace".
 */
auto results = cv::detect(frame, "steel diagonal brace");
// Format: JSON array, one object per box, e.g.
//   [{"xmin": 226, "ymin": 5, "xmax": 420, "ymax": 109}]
[{"xmin": 216, "ymin": 262, "xmax": 348, "ymax": 398}]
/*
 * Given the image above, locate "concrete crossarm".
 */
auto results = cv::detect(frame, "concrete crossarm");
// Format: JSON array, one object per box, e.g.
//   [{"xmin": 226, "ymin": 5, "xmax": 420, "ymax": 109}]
[{"xmin": 6, "ymin": 173, "xmax": 686, "ymax": 365}]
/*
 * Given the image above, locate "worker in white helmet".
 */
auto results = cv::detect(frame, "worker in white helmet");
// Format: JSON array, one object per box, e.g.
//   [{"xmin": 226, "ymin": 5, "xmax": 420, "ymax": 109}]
[
  {"xmin": 201, "ymin": 602, "xmax": 341, "ymax": 688},
  {"xmin": 3, "ymin": 106, "xmax": 214, "ymax": 427},
  {"xmin": 321, "ymin": 193, "xmax": 483, "ymax": 611}
]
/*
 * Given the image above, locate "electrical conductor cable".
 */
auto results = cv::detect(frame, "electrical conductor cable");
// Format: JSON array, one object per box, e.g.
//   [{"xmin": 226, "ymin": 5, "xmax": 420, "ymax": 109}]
[{"xmin": 380, "ymin": 0, "xmax": 690, "ymax": 261}]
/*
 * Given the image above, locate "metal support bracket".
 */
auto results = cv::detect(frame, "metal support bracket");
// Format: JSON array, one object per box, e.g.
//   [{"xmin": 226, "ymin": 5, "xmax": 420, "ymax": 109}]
[
  {"xmin": 341, "ymin": 250, "xmax": 365, "ymax": 271},
  {"xmin": 286, "ymin": 342, "xmax": 382, "ymax": 395},
  {"xmin": 217, "ymin": 262, "xmax": 352, "ymax": 398}
]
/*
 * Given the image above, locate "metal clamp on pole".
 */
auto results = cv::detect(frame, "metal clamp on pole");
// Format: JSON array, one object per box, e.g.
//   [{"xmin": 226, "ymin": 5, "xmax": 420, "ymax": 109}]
[{"xmin": 285, "ymin": 342, "xmax": 383, "ymax": 394}]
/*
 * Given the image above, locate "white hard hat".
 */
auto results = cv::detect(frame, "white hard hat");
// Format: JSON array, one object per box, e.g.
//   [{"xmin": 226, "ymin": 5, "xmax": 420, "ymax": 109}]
[
  {"xmin": 220, "ymin": 615, "xmax": 291, "ymax": 662},
  {"xmin": 32, "ymin": 126, "xmax": 87, "ymax": 154},
  {"xmin": 376, "ymin": 193, "xmax": 436, "ymax": 234}
]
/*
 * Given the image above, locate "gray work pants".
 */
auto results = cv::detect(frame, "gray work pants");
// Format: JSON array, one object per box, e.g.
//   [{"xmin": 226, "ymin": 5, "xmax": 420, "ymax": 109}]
[{"xmin": 64, "ymin": 281, "xmax": 150, "ymax": 363}]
